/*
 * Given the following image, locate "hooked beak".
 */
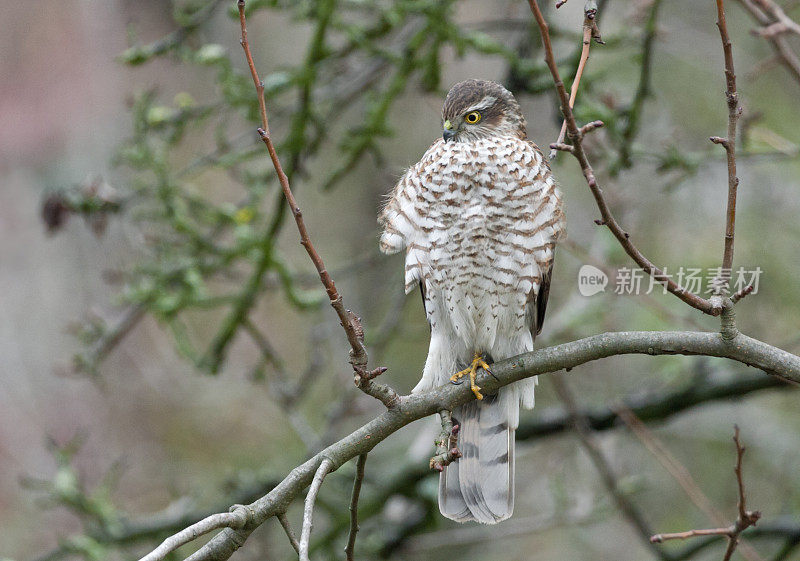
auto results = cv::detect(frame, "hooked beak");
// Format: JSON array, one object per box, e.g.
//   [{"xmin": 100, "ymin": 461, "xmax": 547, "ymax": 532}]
[{"xmin": 443, "ymin": 119, "xmax": 456, "ymax": 142}]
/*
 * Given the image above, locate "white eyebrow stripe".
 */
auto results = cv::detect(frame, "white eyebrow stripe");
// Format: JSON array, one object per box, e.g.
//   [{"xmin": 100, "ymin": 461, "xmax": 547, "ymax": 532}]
[{"xmin": 464, "ymin": 95, "xmax": 497, "ymax": 113}]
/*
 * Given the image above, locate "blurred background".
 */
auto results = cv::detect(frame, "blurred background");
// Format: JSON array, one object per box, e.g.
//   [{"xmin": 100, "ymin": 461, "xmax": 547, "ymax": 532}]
[{"xmin": 1, "ymin": 1, "xmax": 799, "ymax": 560}]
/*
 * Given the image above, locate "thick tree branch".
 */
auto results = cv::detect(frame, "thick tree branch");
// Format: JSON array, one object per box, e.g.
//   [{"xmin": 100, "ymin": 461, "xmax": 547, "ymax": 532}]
[
  {"xmin": 311, "ymin": 368, "xmax": 791, "ymax": 555},
  {"xmin": 518, "ymin": 369, "xmax": 788, "ymax": 439},
  {"xmin": 141, "ymin": 330, "xmax": 799, "ymax": 561},
  {"xmin": 139, "ymin": 507, "xmax": 249, "ymax": 561},
  {"xmin": 42, "ymin": 367, "xmax": 782, "ymax": 561}
]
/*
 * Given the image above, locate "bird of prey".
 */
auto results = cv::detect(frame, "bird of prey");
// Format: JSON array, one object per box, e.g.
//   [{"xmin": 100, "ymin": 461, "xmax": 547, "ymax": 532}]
[{"xmin": 379, "ymin": 79, "xmax": 565, "ymax": 523}]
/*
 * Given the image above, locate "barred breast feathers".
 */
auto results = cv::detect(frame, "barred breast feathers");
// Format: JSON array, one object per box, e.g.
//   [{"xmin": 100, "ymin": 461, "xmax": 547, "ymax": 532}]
[{"xmin": 378, "ymin": 137, "xmax": 564, "ymax": 303}]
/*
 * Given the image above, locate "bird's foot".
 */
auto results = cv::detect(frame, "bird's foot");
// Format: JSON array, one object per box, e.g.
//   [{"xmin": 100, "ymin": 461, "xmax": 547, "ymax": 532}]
[{"xmin": 449, "ymin": 352, "xmax": 492, "ymax": 400}]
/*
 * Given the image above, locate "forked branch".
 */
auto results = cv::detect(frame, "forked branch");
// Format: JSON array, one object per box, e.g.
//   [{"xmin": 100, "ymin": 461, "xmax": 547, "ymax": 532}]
[
  {"xmin": 549, "ymin": 1, "xmax": 604, "ymax": 160},
  {"xmin": 735, "ymin": 0, "xmax": 800, "ymax": 86},
  {"xmin": 650, "ymin": 427, "xmax": 761, "ymax": 561},
  {"xmin": 526, "ymin": 0, "xmax": 723, "ymax": 315}
]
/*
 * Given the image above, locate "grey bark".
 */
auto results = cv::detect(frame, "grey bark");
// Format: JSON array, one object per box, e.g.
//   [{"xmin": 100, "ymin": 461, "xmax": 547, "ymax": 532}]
[{"xmin": 161, "ymin": 330, "xmax": 800, "ymax": 561}]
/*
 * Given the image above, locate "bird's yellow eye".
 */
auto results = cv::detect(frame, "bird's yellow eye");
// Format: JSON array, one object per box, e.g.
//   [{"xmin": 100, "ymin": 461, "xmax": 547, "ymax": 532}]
[{"xmin": 464, "ymin": 111, "xmax": 482, "ymax": 124}]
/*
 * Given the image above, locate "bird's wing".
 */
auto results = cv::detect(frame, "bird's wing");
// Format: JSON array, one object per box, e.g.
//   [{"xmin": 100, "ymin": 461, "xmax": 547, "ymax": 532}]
[
  {"xmin": 419, "ymin": 280, "xmax": 431, "ymax": 331},
  {"xmin": 523, "ymin": 141, "xmax": 564, "ymax": 338},
  {"xmin": 378, "ymin": 140, "xmax": 441, "ymax": 257},
  {"xmin": 530, "ymin": 257, "xmax": 553, "ymax": 337}
]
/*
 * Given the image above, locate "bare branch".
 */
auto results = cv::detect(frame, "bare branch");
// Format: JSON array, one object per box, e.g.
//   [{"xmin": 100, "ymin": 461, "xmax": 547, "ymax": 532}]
[
  {"xmin": 617, "ymin": 408, "xmax": 763, "ymax": 561},
  {"xmin": 649, "ymin": 426, "xmax": 762, "ymax": 560},
  {"xmin": 138, "ymin": 507, "xmax": 249, "ymax": 561},
  {"xmin": 652, "ymin": 526, "xmax": 737, "ymax": 543},
  {"xmin": 353, "ymin": 366, "xmax": 401, "ymax": 409},
  {"xmin": 580, "ymin": 120, "xmax": 604, "ymax": 135},
  {"xmin": 615, "ymin": 0, "xmax": 663, "ymax": 173},
  {"xmin": 277, "ymin": 512, "xmax": 300, "ymax": 554},
  {"xmin": 344, "ymin": 454, "xmax": 368, "ymax": 561},
  {"xmin": 145, "ymin": 330, "xmax": 800, "ymax": 561},
  {"xmin": 525, "ymin": 0, "xmax": 723, "ymax": 315},
  {"xmin": 736, "ymin": 0, "xmax": 800, "ymax": 85},
  {"xmin": 299, "ymin": 459, "xmax": 333, "ymax": 561},
  {"xmin": 732, "ymin": 283, "xmax": 756, "ymax": 303},
  {"xmin": 751, "ymin": 0, "xmax": 800, "ymax": 35},
  {"xmin": 549, "ymin": 142, "xmax": 575, "ymax": 154},
  {"xmin": 549, "ymin": 2, "xmax": 604, "ymax": 160},
  {"xmin": 712, "ymin": 0, "xmax": 743, "ymax": 296}
]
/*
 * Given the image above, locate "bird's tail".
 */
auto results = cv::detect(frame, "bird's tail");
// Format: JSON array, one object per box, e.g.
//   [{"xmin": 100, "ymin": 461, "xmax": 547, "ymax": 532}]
[{"xmin": 438, "ymin": 389, "xmax": 516, "ymax": 524}]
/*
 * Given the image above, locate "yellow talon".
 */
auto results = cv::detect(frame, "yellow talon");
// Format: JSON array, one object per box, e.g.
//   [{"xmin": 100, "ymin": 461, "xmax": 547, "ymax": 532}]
[{"xmin": 450, "ymin": 353, "xmax": 492, "ymax": 400}]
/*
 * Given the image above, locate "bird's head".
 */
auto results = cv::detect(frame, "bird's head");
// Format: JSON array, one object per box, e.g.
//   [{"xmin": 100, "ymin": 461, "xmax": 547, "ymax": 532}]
[{"xmin": 441, "ymin": 79, "xmax": 527, "ymax": 143}]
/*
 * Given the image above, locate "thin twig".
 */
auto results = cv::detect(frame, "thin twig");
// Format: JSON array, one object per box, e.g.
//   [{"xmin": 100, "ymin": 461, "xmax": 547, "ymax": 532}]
[
  {"xmin": 736, "ymin": 0, "xmax": 800, "ymax": 85},
  {"xmin": 649, "ymin": 426, "xmax": 762, "ymax": 561},
  {"xmin": 278, "ymin": 512, "xmax": 300, "ymax": 554},
  {"xmin": 239, "ymin": 1, "xmax": 360, "ymax": 362},
  {"xmin": 526, "ymin": 0, "xmax": 722, "ymax": 316},
  {"xmin": 299, "ymin": 458, "xmax": 334, "ymax": 561},
  {"xmin": 722, "ymin": 426, "xmax": 763, "ymax": 561},
  {"xmin": 652, "ymin": 527, "xmax": 739, "ymax": 543},
  {"xmin": 344, "ymin": 454, "xmax": 368, "ymax": 561},
  {"xmin": 237, "ymin": 0, "xmax": 398, "ymax": 407},
  {"xmin": 671, "ymin": 518, "xmax": 800, "ymax": 561},
  {"xmin": 752, "ymin": 0, "xmax": 800, "ymax": 35},
  {"xmin": 617, "ymin": 406, "xmax": 723, "ymax": 522},
  {"xmin": 712, "ymin": 0, "xmax": 743, "ymax": 296},
  {"xmin": 549, "ymin": 1, "xmax": 604, "ymax": 160},
  {"xmin": 73, "ymin": 304, "xmax": 146, "ymax": 374},
  {"xmin": 732, "ymin": 283, "xmax": 755, "ymax": 303}
]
